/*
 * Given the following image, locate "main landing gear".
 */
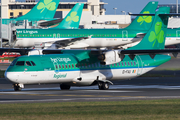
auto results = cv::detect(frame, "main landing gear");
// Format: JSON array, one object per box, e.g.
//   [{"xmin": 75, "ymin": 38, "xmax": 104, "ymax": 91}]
[
  {"xmin": 60, "ymin": 84, "xmax": 71, "ymax": 90},
  {"xmin": 98, "ymin": 82, "xmax": 109, "ymax": 90},
  {"xmin": 13, "ymin": 84, "xmax": 24, "ymax": 91}
]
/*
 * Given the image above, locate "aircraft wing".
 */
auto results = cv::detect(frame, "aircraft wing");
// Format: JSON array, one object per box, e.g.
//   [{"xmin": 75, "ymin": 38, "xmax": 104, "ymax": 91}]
[
  {"xmin": 43, "ymin": 37, "xmax": 89, "ymax": 48},
  {"xmin": 38, "ymin": 19, "xmax": 63, "ymax": 27}
]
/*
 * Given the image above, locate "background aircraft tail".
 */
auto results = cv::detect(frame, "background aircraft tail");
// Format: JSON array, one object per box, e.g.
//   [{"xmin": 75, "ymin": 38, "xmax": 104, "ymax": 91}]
[
  {"xmin": 127, "ymin": 7, "xmax": 170, "ymax": 50},
  {"xmin": 126, "ymin": 1, "xmax": 158, "ymax": 31},
  {"xmin": 17, "ymin": 0, "xmax": 60, "ymax": 20},
  {"xmin": 54, "ymin": 3, "xmax": 84, "ymax": 29}
]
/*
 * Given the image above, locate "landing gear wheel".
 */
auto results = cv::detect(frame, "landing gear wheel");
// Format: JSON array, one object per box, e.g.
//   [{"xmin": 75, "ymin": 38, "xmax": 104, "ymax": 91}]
[
  {"xmin": 102, "ymin": 82, "xmax": 109, "ymax": 90},
  {"xmin": 98, "ymin": 82, "xmax": 109, "ymax": 90},
  {"xmin": 60, "ymin": 84, "xmax": 71, "ymax": 90},
  {"xmin": 13, "ymin": 84, "xmax": 22, "ymax": 91}
]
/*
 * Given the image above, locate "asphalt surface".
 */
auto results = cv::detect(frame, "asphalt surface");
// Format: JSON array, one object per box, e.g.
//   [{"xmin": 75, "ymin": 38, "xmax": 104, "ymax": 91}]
[{"xmin": 0, "ymin": 56, "xmax": 180, "ymax": 103}]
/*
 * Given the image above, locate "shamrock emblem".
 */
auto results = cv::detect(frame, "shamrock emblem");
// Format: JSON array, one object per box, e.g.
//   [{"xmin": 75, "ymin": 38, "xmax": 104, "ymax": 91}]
[
  {"xmin": 137, "ymin": 11, "xmax": 152, "ymax": 25},
  {"xmin": 37, "ymin": 0, "xmax": 56, "ymax": 13},
  {"xmin": 148, "ymin": 22, "xmax": 164, "ymax": 47},
  {"xmin": 66, "ymin": 12, "xmax": 79, "ymax": 24}
]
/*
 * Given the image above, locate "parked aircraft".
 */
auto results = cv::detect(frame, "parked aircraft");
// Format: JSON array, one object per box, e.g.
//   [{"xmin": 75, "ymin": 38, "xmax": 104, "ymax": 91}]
[
  {"xmin": 14, "ymin": 1, "xmax": 158, "ymax": 48},
  {"xmin": 3, "ymin": 0, "xmax": 60, "ymax": 25},
  {"xmin": 4, "ymin": 7, "xmax": 180, "ymax": 91}
]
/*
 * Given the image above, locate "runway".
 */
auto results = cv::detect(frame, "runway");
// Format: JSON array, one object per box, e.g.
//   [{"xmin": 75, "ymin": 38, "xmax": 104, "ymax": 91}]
[
  {"xmin": 1, "ymin": 81, "xmax": 180, "ymax": 103},
  {"xmin": 1, "ymin": 57, "xmax": 180, "ymax": 103}
]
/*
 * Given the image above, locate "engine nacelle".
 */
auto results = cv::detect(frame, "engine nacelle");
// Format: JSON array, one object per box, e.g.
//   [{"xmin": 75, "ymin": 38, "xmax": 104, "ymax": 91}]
[
  {"xmin": 98, "ymin": 50, "xmax": 123, "ymax": 65},
  {"xmin": 28, "ymin": 50, "xmax": 43, "ymax": 55}
]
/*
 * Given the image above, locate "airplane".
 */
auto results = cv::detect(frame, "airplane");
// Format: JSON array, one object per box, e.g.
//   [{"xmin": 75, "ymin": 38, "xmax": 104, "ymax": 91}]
[
  {"xmin": 3, "ymin": 0, "xmax": 60, "ymax": 26},
  {"xmin": 14, "ymin": 1, "xmax": 158, "ymax": 48},
  {"xmin": 3, "ymin": 0, "xmax": 84, "ymax": 29},
  {"xmin": 4, "ymin": 7, "xmax": 180, "ymax": 91}
]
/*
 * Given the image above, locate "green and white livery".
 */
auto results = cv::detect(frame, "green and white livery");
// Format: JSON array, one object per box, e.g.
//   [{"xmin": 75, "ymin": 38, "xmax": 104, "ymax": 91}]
[{"xmin": 5, "ymin": 7, "xmax": 173, "ymax": 91}]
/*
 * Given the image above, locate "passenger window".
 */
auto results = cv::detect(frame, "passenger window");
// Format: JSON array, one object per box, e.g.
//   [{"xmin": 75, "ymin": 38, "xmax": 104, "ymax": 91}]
[
  {"xmin": 69, "ymin": 64, "xmax": 71, "ymax": 68},
  {"xmin": 59, "ymin": 65, "xmax": 61, "ymax": 69},
  {"xmin": 26, "ymin": 61, "xmax": 32, "ymax": 66},
  {"xmin": 72, "ymin": 64, "xmax": 74, "ymax": 68},
  {"xmin": 31, "ymin": 61, "xmax": 36, "ymax": 66},
  {"xmin": 131, "ymin": 62, "xmax": 133, "ymax": 66},
  {"xmin": 121, "ymin": 62, "xmax": 124, "ymax": 66},
  {"xmin": 118, "ymin": 62, "xmax": 121, "ymax": 66},
  {"xmin": 125, "ymin": 62, "xmax": 127, "ymax": 66},
  {"xmin": 134, "ymin": 61, "xmax": 136, "ymax": 66},
  {"xmin": 128, "ymin": 62, "xmax": 130, "ymax": 66},
  {"xmin": 62, "ymin": 65, "xmax": 64, "ymax": 69},
  {"xmin": 56, "ymin": 65, "xmax": 58, "ymax": 69},
  {"xmin": 65, "ymin": 65, "xmax": 68, "ymax": 68},
  {"xmin": 16, "ymin": 61, "xmax": 25, "ymax": 66},
  {"xmin": 115, "ymin": 63, "xmax": 118, "ymax": 66}
]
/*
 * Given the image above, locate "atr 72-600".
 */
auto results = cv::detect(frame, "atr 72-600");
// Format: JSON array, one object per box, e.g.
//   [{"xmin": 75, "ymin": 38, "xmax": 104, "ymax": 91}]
[{"xmin": 4, "ymin": 7, "xmax": 180, "ymax": 91}]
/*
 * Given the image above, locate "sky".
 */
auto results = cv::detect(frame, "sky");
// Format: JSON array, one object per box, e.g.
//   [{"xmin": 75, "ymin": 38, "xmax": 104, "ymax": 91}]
[
  {"xmin": 2, "ymin": 0, "xmax": 180, "ymax": 14},
  {"xmin": 59, "ymin": 0, "xmax": 180, "ymax": 14}
]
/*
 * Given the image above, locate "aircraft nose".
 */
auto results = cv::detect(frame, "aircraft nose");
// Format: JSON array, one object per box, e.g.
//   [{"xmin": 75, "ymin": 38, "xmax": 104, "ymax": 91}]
[{"xmin": 5, "ymin": 71, "xmax": 18, "ymax": 83}]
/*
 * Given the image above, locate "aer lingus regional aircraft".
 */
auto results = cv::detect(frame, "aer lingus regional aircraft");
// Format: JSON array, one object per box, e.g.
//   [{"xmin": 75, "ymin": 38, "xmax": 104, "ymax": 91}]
[
  {"xmin": 14, "ymin": 1, "xmax": 158, "ymax": 48},
  {"xmin": 4, "ymin": 7, "xmax": 180, "ymax": 91}
]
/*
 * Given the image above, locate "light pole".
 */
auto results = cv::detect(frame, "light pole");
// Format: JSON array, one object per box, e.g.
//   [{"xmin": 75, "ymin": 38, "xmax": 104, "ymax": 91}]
[
  {"xmin": 21, "ymin": 5, "xmax": 24, "ymax": 16},
  {"xmin": 113, "ymin": 8, "xmax": 117, "ymax": 15},
  {"xmin": 0, "ymin": 1, "xmax": 2, "ymax": 48},
  {"xmin": 121, "ymin": 11, "xmax": 126, "ymax": 24},
  {"xmin": 177, "ymin": 0, "xmax": 178, "ymax": 14}
]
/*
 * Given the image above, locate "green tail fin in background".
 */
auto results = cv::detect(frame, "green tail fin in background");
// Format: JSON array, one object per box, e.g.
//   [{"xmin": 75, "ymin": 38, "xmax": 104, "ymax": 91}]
[
  {"xmin": 16, "ymin": 0, "xmax": 60, "ymax": 20},
  {"xmin": 126, "ymin": 1, "xmax": 158, "ymax": 30},
  {"xmin": 53, "ymin": 3, "xmax": 84, "ymax": 29},
  {"xmin": 127, "ymin": 7, "xmax": 170, "ymax": 50}
]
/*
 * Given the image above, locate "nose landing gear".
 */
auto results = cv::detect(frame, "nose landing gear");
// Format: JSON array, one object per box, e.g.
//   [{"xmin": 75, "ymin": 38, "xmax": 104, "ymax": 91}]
[{"xmin": 13, "ymin": 84, "xmax": 24, "ymax": 91}]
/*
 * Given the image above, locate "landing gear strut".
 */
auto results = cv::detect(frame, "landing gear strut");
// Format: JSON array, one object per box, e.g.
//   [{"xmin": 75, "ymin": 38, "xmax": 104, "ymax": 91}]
[
  {"xmin": 60, "ymin": 84, "xmax": 71, "ymax": 90},
  {"xmin": 13, "ymin": 84, "xmax": 22, "ymax": 91},
  {"xmin": 98, "ymin": 82, "xmax": 109, "ymax": 90}
]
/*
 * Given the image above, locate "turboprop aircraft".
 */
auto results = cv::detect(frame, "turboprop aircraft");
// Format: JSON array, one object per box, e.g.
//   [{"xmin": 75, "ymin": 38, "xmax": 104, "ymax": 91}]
[
  {"xmin": 4, "ymin": 7, "xmax": 180, "ymax": 91},
  {"xmin": 14, "ymin": 1, "xmax": 158, "ymax": 48}
]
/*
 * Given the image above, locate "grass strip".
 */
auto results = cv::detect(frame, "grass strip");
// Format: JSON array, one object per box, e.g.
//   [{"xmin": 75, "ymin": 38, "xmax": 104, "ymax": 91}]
[{"xmin": 0, "ymin": 99, "xmax": 180, "ymax": 120}]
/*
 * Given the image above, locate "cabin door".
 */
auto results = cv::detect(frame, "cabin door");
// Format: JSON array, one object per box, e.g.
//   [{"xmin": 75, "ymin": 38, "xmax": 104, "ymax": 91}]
[
  {"xmin": 135, "ymin": 55, "xmax": 143, "ymax": 75},
  {"xmin": 176, "ymin": 30, "xmax": 180, "ymax": 40},
  {"xmin": 122, "ymin": 30, "xmax": 128, "ymax": 41}
]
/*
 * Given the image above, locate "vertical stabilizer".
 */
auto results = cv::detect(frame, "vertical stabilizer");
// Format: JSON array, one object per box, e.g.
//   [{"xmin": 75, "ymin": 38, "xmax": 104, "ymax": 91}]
[
  {"xmin": 126, "ymin": 1, "xmax": 158, "ymax": 30},
  {"xmin": 127, "ymin": 7, "xmax": 170, "ymax": 50},
  {"xmin": 16, "ymin": 0, "xmax": 60, "ymax": 20},
  {"xmin": 54, "ymin": 3, "xmax": 84, "ymax": 29}
]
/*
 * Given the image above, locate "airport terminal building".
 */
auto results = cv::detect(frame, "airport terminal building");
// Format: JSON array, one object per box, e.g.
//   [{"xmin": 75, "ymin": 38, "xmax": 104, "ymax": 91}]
[{"xmin": 0, "ymin": 0, "xmax": 131, "ymax": 28}]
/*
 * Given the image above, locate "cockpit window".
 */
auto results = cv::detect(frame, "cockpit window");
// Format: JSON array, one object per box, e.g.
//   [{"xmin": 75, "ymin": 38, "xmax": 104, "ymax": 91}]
[
  {"xmin": 26, "ymin": 61, "xmax": 32, "ymax": 66},
  {"xmin": 16, "ymin": 61, "xmax": 25, "ymax": 66},
  {"xmin": 31, "ymin": 61, "xmax": 36, "ymax": 66},
  {"xmin": 10, "ymin": 58, "xmax": 18, "ymax": 66}
]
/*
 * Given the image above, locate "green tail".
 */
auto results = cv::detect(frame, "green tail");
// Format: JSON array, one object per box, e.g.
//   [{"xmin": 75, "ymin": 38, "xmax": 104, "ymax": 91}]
[
  {"xmin": 16, "ymin": 0, "xmax": 60, "ymax": 20},
  {"xmin": 54, "ymin": 3, "xmax": 84, "ymax": 29},
  {"xmin": 126, "ymin": 1, "xmax": 158, "ymax": 30},
  {"xmin": 128, "ymin": 7, "xmax": 170, "ymax": 50}
]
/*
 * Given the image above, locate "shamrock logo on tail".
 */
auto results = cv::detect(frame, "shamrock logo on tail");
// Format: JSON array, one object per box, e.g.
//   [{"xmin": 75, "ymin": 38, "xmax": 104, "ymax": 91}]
[
  {"xmin": 37, "ymin": 0, "xmax": 56, "ymax": 13},
  {"xmin": 66, "ymin": 12, "xmax": 79, "ymax": 24},
  {"xmin": 148, "ymin": 22, "xmax": 164, "ymax": 47},
  {"xmin": 137, "ymin": 11, "xmax": 152, "ymax": 25}
]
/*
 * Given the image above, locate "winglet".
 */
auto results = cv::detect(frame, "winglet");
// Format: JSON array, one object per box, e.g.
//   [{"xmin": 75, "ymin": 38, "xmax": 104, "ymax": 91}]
[
  {"xmin": 127, "ymin": 7, "xmax": 170, "ymax": 50},
  {"xmin": 53, "ymin": 3, "xmax": 84, "ymax": 29},
  {"xmin": 126, "ymin": 1, "xmax": 158, "ymax": 30},
  {"xmin": 16, "ymin": 0, "xmax": 60, "ymax": 20}
]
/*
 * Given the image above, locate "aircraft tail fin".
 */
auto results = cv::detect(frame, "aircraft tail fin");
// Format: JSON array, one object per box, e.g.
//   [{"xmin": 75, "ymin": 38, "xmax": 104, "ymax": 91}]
[
  {"xmin": 54, "ymin": 3, "xmax": 84, "ymax": 29},
  {"xmin": 127, "ymin": 7, "xmax": 170, "ymax": 50},
  {"xmin": 126, "ymin": 1, "xmax": 158, "ymax": 30},
  {"xmin": 17, "ymin": 0, "xmax": 60, "ymax": 20}
]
